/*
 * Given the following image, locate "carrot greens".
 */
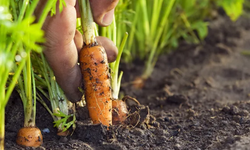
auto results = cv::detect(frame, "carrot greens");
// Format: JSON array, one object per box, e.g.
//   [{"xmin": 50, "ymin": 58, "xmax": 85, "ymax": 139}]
[
  {"xmin": 0, "ymin": 0, "xmax": 65, "ymax": 149},
  {"xmin": 34, "ymin": 53, "xmax": 76, "ymax": 135}
]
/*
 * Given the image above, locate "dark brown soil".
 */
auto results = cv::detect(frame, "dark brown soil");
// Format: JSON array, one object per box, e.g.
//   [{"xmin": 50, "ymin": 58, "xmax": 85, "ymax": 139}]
[{"xmin": 5, "ymin": 15, "xmax": 250, "ymax": 150}]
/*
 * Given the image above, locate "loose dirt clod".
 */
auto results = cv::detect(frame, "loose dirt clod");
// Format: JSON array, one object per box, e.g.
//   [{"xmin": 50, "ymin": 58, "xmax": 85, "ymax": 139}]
[{"xmin": 166, "ymin": 94, "xmax": 188, "ymax": 105}]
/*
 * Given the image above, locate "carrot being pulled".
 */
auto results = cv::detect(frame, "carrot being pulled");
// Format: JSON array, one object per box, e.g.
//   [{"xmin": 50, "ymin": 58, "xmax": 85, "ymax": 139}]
[{"xmin": 78, "ymin": 0, "xmax": 112, "ymax": 126}]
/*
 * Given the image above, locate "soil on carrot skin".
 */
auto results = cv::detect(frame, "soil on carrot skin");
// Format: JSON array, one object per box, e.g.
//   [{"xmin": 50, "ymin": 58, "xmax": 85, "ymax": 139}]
[{"xmin": 5, "ymin": 15, "xmax": 250, "ymax": 150}]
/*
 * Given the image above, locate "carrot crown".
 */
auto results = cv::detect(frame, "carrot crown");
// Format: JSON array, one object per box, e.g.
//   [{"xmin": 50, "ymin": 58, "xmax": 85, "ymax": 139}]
[{"xmin": 78, "ymin": 0, "xmax": 97, "ymax": 46}]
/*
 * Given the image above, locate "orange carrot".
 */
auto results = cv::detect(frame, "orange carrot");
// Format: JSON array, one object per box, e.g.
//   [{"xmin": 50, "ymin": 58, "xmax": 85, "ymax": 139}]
[
  {"xmin": 133, "ymin": 77, "xmax": 146, "ymax": 89},
  {"xmin": 79, "ymin": 45, "xmax": 112, "ymax": 126},
  {"xmin": 16, "ymin": 127, "xmax": 43, "ymax": 148},
  {"xmin": 112, "ymin": 99, "xmax": 128, "ymax": 125},
  {"xmin": 78, "ymin": 0, "xmax": 113, "ymax": 126}
]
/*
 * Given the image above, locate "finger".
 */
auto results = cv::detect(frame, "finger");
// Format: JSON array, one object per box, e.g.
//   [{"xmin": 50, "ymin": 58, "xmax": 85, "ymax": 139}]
[
  {"xmin": 90, "ymin": 0, "xmax": 119, "ymax": 26},
  {"xmin": 43, "ymin": 0, "xmax": 83, "ymax": 102},
  {"xmin": 96, "ymin": 36, "xmax": 118, "ymax": 62},
  {"xmin": 44, "ymin": 41, "xmax": 83, "ymax": 103},
  {"xmin": 74, "ymin": 30, "xmax": 83, "ymax": 51},
  {"xmin": 74, "ymin": 34, "xmax": 118, "ymax": 62},
  {"xmin": 75, "ymin": 0, "xmax": 81, "ymax": 18}
]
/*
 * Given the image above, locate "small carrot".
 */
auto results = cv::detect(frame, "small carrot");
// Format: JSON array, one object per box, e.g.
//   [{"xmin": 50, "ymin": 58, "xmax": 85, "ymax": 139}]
[
  {"xmin": 78, "ymin": 0, "xmax": 112, "ymax": 126},
  {"xmin": 16, "ymin": 127, "xmax": 43, "ymax": 148},
  {"xmin": 133, "ymin": 77, "xmax": 146, "ymax": 89},
  {"xmin": 112, "ymin": 99, "xmax": 128, "ymax": 125}
]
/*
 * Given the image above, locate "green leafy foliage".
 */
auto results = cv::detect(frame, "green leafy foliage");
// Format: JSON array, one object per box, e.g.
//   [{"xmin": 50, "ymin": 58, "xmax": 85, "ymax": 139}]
[
  {"xmin": 53, "ymin": 110, "xmax": 76, "ymax": 132},
  {"xmin": 1, "ymin": 0, "xmax": 66, "ymax": 149},
  {"xmin": 33, "ymin": 52, "xmax": 75, "ymax": 132},
  {"xmin": 50, "ymin": 0, "xmax": 66, "ymax": 16},
  {"xmin": 12, "ymin": 17, "xmax": 44, "ymax": 51},
  {"xmin": 114, "ymin": 0, "xmax": 244, "ymax": 80},
  {"xmin": 216, "ymin": 0, "xmax": 244, "ymax": 21}
]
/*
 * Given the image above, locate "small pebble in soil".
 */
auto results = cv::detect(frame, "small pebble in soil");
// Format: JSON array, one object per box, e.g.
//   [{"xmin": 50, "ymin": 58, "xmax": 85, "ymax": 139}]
[
  {"xmin": 221, "ymin": 120, "xmax": 228, "ymax": 126},
  {"xmin": 222, "ymin": 105, "xmax": 240, "ymax": 115},
  {"xmin": 231, "ymin": 121, "xmax": 240, "ymax": 127},
  {"xmin": 187, "ymin": 109, "xmax": 197, "ymax": 119},
  {"xmin": 42, "ymin": 128, "xmax": 50, "ymax": 133},
  {"xmin": 233, "ymin": 115, "xmax": 242, "ymax": 123},
  {"xmin": 130, "ymin": 128, "xmax": 145, "ymax": 136},
  {"xmin": 231, "ymin": 106, "xmax": 239, "ymax": 115},
  {"xmin": 157, "ymin": 136, "xmax": 168, "ymax": 144},
  {"xmin": 153, "ymin": 128, "xmax": 168, "ymax": 136},
  {"xmin": 239, "ymin": 110, "xmax": 249, "ymax": 116},
  {"xmin": 174, "ymin": 143, "xmax": 182, "ymax": 150}
]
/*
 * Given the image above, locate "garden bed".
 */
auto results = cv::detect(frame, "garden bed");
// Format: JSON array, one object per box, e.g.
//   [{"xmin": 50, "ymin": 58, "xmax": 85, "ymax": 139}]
[{"xmin": 5, "ymin": 15, "xmax": 250, "ymax": 150}]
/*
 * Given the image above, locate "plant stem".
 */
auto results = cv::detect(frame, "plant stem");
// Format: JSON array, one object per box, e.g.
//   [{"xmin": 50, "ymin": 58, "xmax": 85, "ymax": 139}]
[
  {"xmin": 31, "ymin": 66, "xmax": 36, "ymax": 125},
  {"xmin": 4, "ymin": 51, "xmax": 27, "ymax": 107},
  {"xmin": 111, "ymin": 33, "xmax": 128, "ymax": 99},
  {"xmin": 37, "ymin": 93, "xmax": 57, "ymax": 121},
  {"xmin": 140, "ymin": 0, "xmax": 149, "ymax": 38},
  {"xmin": 24, "ymin": 52, "xmax": 34, "ymax": 127},
  {"xmin": 78, "ymin": 0, "xmax": 96, "ymax": 45},
  {"xmin": 180, "ymin": 13, "xmax": 199, "ymax": 43},
  {"xmin": 127, "ymin": 4, "xmax": 139, "ymax": 59},
  {"xmin": 0, "ymin": 107, "xmax": 4, "ymax": 150},
  {"xmin": 17, "ymin": 0, "xmax": 29, "ymax": 22},
  {"xmin": 24, "ymin": 0, "xmax": 39, "ymax": 19},
  {"xmin": 38, "ymin": 0, "xmax": 56, "ymax": 28},
  {"xmin": 143, "ymin": 0, "xmax": 175, "ymax": 79},
  {"xmin": 151, "ymin": 0, "xmax": 164, "ymax": 39}
]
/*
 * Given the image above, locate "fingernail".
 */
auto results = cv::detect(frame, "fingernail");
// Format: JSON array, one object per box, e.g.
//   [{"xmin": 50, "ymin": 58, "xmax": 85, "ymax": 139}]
[{"xmin": 101, "ymin": 9, "xmax": 114, "ymax": 26}]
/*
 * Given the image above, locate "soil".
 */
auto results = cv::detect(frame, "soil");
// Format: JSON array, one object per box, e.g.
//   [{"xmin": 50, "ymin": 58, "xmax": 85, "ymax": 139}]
[{"xmin": 4, "ymin": 14, "xmax": 250, "ymax": 150}]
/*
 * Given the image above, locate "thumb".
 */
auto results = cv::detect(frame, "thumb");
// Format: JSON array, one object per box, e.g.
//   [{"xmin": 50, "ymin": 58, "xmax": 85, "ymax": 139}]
[{"xmin": 90, "ymin": 0, "xmax": 119, "ymax": 26}]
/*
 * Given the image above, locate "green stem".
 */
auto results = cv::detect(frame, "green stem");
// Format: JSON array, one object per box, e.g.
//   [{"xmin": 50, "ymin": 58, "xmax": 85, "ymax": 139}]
[
  {"xmin": 150, "ymin": 0, "xmax": 164, "ymax": 39},
  {"xmin": 38, "ymin": 0, "xmax": 56, "ymax": 28},
  {"xmin": 127, "ymin": 4, "xmax": 139, "ymax": 57},
  {"xmin": 0, "ymin": 107, "xmax": 4, "ymax": 150},
  {"xmin": 37, "ymin": 93, "xmax": 56, "ymax": 121},
  {"xmin": 140, "ymin": 0, "xmax": 149, "ymax": 37},
  {"xmin": 180, "ymin": 13, "xmax": 199, "ymax": 43},
  {"xmin": 78, "ymin": 0, "xmax": 96, "ymax": 45},
  {"xmin": 31, "ymin": 65, "xmax": 36, "ymax": 126},
  {"xmin": 10, "ymin": 0, "xmax": 17, "ymax": 21},
  {"xmin": 17, "ymin": 0, "xmax": 29, "ymax": 22},
  {"xmin": 4, "ymin": 51, "xmax": 27, "ymax": 107},
  {"xmin": 143, "ymin": 0, "xmax": 175, "ymax": 79},
  {"xmin": 3, "ymin": 42, "xmax": 19, "ymax": 86},
  {"xmin": 24, "ymin": 53, "xmax": 33, "ymax": 127},
  {"xmin": 24, "ymin": 0, "xmax": 39, "ymax": 19},
  {"xmin": 111, "ymin": 33, "xmax": 128, "ymax": 99},
  {"xmin": 113, "ymin": 16, "xmax": 117, "ymax": 46}
]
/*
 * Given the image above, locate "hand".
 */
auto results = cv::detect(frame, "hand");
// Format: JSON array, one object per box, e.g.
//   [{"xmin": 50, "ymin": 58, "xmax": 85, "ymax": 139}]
[{"xmin": 35, "ymin": 0, "xmax": 119, "ymax": 102}]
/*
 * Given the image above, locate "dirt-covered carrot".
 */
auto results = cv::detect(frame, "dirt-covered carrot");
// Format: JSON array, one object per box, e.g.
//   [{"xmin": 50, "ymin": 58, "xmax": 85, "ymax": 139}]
[
  {"xmin": 98, "ymin": 13, "xmax": 129, "ymax": 125},
  {"xmin": 16, "ymin": 127, "xmax": 43, "ymax": 148},
  {"xmin": 78, "ymin": 0, "xmax": 112, "ymax": 126},
  {"xmin": 112, "ymin": 99, "xmax": 128, "ymax": 125}
]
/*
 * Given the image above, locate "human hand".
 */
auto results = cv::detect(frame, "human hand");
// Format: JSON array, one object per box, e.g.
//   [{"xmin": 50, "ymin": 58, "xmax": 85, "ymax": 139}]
[{"xmin": 35, "ymin": 0, "xmax": 119, "ymax": 102}]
